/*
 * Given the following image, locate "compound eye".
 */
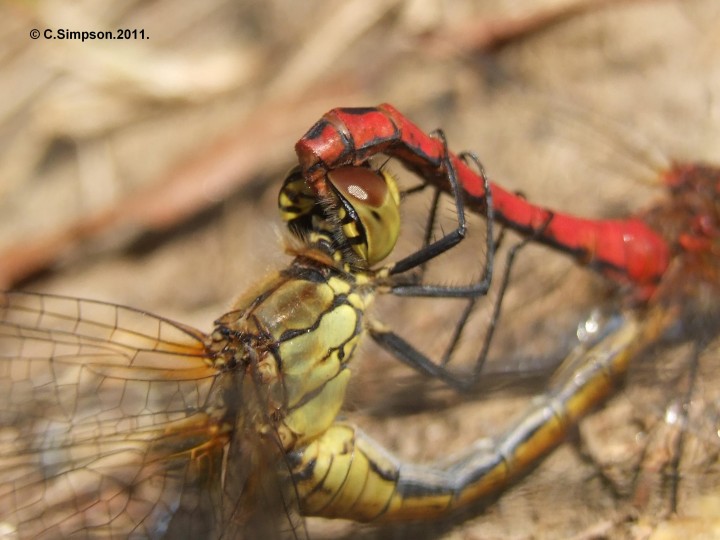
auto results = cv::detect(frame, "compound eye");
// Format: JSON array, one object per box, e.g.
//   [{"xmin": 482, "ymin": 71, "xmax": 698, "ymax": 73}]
[
  {"xmin": 278, "ymin": 165, "xmax": 318, "ymax": 237},
  {"xmin": 327, "ymin": 166, "xmax": 401, "ymax": 265}
]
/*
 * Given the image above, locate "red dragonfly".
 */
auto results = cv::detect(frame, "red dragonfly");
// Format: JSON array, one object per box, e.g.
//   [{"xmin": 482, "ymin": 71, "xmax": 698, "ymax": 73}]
[{"xmin": 296, "ymin": 104, "xmax": 672, "ymax": 299}]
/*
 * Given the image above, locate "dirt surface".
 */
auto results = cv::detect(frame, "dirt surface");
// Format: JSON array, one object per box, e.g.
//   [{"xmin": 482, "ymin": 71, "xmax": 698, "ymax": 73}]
[{"xmin": 2, "ymin": 1, "xmax": 720, "ymax": 538}]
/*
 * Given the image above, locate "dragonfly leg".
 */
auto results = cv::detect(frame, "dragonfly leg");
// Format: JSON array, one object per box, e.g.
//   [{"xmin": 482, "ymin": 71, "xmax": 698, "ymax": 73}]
[
  {"xmin": 372, "ymin": 213, "xmax": 551, "ymax": 389},
  {"xmin": 386, "ymin": 141, "xmax": 495, "ymax": 300}
]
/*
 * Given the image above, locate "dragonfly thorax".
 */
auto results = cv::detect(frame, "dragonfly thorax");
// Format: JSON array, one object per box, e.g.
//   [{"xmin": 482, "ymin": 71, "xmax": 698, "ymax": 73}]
[{"xmin": 207, "ymin": 255, "xmax": 373, "ymax": 451}]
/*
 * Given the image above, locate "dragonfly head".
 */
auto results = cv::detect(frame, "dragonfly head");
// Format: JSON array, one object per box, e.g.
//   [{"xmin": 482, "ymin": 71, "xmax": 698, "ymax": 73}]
[{"xmin": 278, "ymin": 165, "xmax": 401, "ymax": 266}]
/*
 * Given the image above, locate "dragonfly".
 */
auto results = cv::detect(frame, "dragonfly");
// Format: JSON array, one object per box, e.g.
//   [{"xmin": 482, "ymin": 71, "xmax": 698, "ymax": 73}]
[
  {"xmin": 0, "ymin": 128, "xmax": 514, "ymax": 538},
  {"xmin": 293, "ymin": 104, "xmax": 720, "ymax": 535},
  {"xmin": 295, "ymin": 104, "xmax": 672, "ymax": 298}
]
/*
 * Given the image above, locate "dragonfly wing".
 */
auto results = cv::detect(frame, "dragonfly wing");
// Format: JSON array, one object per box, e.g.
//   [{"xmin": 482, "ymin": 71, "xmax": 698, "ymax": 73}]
[
  {"xmin": 218, "ymin": 433, "xmax": 309, "ymax": 540},
  {"xmin": 0, "ymin": 292, "xmax": 311, "ymax": 539},
  {"xmin": 0, "ymin": 292, "xmax": 224, "ymax": 538},
  {"xmin": 629, "ymin": 317, "xmax": 720, "ymax": 504}
]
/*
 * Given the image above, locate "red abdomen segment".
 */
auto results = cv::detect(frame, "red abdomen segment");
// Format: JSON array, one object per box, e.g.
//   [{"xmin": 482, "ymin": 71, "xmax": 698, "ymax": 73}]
[{"xmin": 296, "ymin": 103, "xmax": 670, "ymax": 294}]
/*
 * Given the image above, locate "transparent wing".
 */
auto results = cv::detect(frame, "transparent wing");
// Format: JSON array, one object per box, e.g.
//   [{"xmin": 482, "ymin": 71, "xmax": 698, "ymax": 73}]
[{"xmin": 0, "ymin": 291, "xmax": 225, "ymax": 539}]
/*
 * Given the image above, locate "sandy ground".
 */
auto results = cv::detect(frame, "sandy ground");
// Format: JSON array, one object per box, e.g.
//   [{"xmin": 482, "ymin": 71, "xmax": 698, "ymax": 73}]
[{"xmin": 1, "ymin": 1, "xmax": 719, "ymax": 538}]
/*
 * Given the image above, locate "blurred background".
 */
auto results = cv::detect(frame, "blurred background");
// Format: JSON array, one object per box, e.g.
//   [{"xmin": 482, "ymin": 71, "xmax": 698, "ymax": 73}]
[{"xmin": 1, "ymin": 0, "xmax": 719, "ymax": 538}]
